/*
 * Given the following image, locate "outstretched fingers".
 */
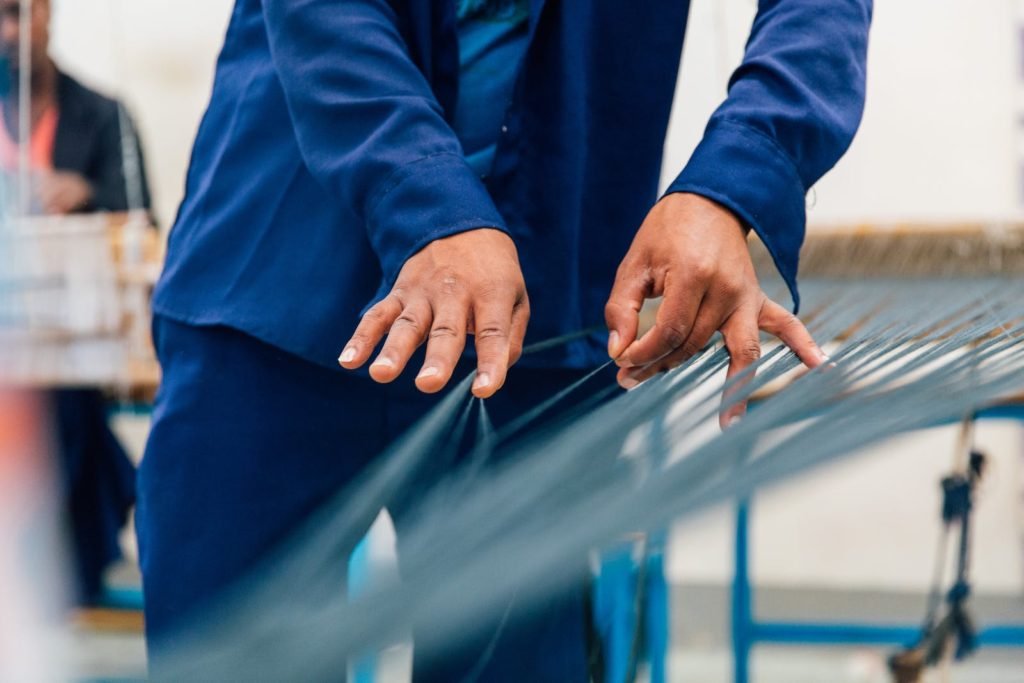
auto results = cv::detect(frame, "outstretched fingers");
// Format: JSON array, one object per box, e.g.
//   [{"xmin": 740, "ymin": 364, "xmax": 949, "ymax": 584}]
[
  {"xmin": 415, "ymin": 299, "xmax": 469, "ymax": 393},
  {"xmin": 758, "ymin": 299, "xmax": 828, "ymax": 369},
  {"xmin": 718, "ymin": 299, "xmax": 827, "ymax": 429},
  {"xmin": 368, "ymin": 297, "xmax": 432, "ymax": 383},
  {"xmin": 338, "ymin": 295, "xmax": 404, "ymax": 370},
  {"xmin": 471, "ymin": 289, "xmax": 526, "ymax": 399},
  {"xmin": 720, "ymin": 306, "xmax": 761, "ymax": 428}
]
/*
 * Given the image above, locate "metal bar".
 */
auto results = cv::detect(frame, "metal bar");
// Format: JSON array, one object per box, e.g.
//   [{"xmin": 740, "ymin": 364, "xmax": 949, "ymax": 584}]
[
  {"xmin": 751, "ymin": 621, "xmax": 1024, "ymax": 648},
  {"xmin": 754, "ymin": 622, "xmax": 919, "ymax": 646},
  {"xmin": 975, "ymin": 405, "xmax": 1024, "ymax": 420},
  {"xmin": 732, "ymin": 499, "xmax": 752, "ymax": 683},
  {"xmin": 645, "ymin": 536, "xmax": 669, "ymax": 683},
  {"xmin": 976, "ymin": 626, "xmax": 1024, "ymax": 647},
  {"xmin": 17, "ymin": 0, "xmax": 31, "ymax": 216},
  {"xmin": 732, "ymin": 407, "xmax": 1024, "ymax": 683}
]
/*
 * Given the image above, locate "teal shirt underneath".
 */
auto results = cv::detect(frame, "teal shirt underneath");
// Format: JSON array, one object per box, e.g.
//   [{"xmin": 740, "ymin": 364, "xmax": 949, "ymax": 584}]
[{"xmin": 453, "ymin": 0, "xmax": 530, "ymax": 177}]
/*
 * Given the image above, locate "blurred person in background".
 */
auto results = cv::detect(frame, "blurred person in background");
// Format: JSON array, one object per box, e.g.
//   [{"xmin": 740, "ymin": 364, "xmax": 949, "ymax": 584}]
[
  {"xmin": 0, "ymin": 0, "xmax": 150, "ymax": 213},
  {"xmin": 0, "ymin": 0, "xmax": 151, "ymax": 604}
]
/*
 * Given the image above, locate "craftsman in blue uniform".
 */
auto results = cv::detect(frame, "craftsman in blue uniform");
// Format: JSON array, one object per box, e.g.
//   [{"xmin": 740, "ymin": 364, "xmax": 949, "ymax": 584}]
[{"xmin": 137, "ymin": 0, "xmax": 871, "ymax": 679}]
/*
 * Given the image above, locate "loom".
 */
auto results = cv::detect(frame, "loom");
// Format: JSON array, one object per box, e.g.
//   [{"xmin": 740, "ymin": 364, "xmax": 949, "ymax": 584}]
[
  {"xmin": 0, "ymin": 0, "xmax": 156, "ymax": 395},
  {"xmin": 0, "ymin": 212, "xmax": 160, "ymax": 390},
  {"xmin": 135, "ymin": 224, "xmax": 1024, "ymax": 683}
]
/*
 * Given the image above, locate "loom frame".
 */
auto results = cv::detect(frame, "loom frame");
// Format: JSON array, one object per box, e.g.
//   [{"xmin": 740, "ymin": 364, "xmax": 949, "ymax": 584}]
[{"xmin": 730, "ymin": 402, "xmax": 1024, "ymax": 683}]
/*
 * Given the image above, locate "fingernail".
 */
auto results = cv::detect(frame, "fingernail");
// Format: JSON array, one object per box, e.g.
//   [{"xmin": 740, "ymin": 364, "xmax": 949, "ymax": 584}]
[
  {"xmin": 608, "ymin": 331, "xmax": 620, "ymax": 357},
  {"xmin": 371, "ymin": 356, "xmax": 395, "ymax": 369},
  {"xmin": 473, "ymin": 373, "xmax": 491, "ymax": 391},
  {"xmin": 620, "ymin": 376, "xmax": 639, "ymax": 390},
  {"xmin": 726, "ymin": 415, "xmax": 742, "ymax": 428},
  {"xmin": 338, "ymin": 347, "xmax": 356, "ymax": 364},
  {"xmin": 417, "ymin": 366, "xmax": 440, "ymax": 380}
]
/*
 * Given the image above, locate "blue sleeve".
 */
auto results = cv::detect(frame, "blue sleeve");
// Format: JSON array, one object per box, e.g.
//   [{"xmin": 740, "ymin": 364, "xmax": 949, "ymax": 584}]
[
  {"xmin": 261, "ymin": 0, "xmax": 506, "ymax": 287},
  {"xmin": 665, "ymin": 0, "xmax": 872, "ymax": 311}
]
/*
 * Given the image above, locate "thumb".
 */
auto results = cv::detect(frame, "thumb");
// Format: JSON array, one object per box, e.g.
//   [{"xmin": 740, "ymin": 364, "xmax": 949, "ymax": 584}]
[{"xmin": 604, "ymin": 274, "xmax": 646, "ymax": 360}]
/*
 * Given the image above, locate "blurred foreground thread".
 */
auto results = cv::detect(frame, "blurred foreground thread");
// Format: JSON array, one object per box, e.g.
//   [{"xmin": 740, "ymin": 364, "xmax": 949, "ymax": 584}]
[{"xmin": 155, "ymin": 277, "xmax": 1024, "ymax": 681}]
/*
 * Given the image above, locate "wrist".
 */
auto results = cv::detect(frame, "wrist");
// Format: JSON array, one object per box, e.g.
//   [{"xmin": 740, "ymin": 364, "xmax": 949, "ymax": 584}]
[{"xmin": 659, "ymin": 191, "xmax": 750, "ymax": 238}]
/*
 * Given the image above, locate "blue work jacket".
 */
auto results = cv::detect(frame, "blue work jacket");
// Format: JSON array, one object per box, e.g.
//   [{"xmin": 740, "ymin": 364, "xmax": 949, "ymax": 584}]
[{"xmin": 153, "ymin": 0, "xmax": 871, "ymax": 370}]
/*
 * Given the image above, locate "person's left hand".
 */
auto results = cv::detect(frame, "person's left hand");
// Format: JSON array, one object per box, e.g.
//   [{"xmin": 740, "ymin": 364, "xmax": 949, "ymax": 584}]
[
  {"xmin": 604, "ymin": 192, "xmax": 828, "ymax": 427},
  {"xmin": 36, "ymin": 171, "xmax": 93, "ymax": 215}
]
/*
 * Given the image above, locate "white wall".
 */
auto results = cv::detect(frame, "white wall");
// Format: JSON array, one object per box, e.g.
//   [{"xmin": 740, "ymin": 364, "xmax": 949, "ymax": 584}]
[
  {"xmin": 664, "ymin": 0, "xmax": 1021, "ymax": 224},
  {"xmin": 49, "ymin": 0, "xmax": 234, "ymax": 226},
  {"xmin": 58, "ymin": 0, "xmax": 1024, "ymax": 594},
  {"xmin": 669, "ymin": 421, "xmax": 1024, "ymax": 594},
  {"xmin": 49, "ymin": 0, "xmax": 1021, "ymax": 226}
]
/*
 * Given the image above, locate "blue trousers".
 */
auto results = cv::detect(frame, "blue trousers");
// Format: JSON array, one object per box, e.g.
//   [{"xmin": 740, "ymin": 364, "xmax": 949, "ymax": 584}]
[{"xmin": 137, "ymin": 316, "xmax": 619, "ymax": 681}]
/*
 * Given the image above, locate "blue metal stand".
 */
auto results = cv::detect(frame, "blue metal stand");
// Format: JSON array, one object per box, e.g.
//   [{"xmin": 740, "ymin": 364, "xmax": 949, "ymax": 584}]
[
  {"xmin": 731, "ymin": 492, "xmax": 1024, "ymax": 683},
  {"xmin": 731, "ymin": 501, "xmax": 752, "ymax": 683},
  {"xmin": 594, "ymin": 538, "xmax": 669, "ymax": 683}
]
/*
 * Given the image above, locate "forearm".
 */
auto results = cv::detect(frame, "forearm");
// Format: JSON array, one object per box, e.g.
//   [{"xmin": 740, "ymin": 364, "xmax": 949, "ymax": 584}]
[
  {"xmin": 666, "ymin": 0, "xmax": 872, "ymax": 310},
  {"xmin": 262, "ymin": 0, "xmax": 507, "ymax": 287}
]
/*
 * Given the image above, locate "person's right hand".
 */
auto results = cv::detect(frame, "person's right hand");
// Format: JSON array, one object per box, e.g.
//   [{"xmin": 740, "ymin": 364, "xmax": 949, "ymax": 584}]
[
  {"xmin": 36, "ymin": 170, "xmax": 94, "ymax": 215},
  {"xmin": 338, "ymin": 228, "xmax": 529, "ymax": 399}
]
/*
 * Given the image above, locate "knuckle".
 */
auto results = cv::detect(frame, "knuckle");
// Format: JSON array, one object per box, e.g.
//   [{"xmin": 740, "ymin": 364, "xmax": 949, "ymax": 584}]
[
  {"xmin": 348, "ymin": 331, "xmax": 370, "ymax": 345},
  {"xmin": 604, "ymin": 300, "xmax": 624, "ymax": 319},
  {"xmin": 719, "ymin": 277, "xmax": 745, "ymax": 300},
  {"xmin": 518, "ymin": 299, "xmax": 531, "ymax": 319},
  {"xmin": 393, "ymin": 312, "xmax": 425, "ymax": 336},
  {"xmin": 690, "ymin": 259, "xmax": 716, "ymax": 282},
  {"xmin": 434, "ymin": 269, "xmax": 468, "ymax": 299},
  {"xmin": 438, "ymin": 269, "xmax": 459, "ymax": 289},
  {"xmin": 363, "ymin": 304, "xmax": 389, "ymax": 323},
  {"xmin": 658, "ymin": 322, "xmax": 688, "ymax": 350},
  {"xmin": 429, "ymin": 323, "xmax": 460, "ymax": 341},
  {"xmin": 680, "ymin": 339, "xmax": 703, "ymax": 358},
  {"xmin": 475, "ymin": 280, "xmax": 509, "ymax": 302},
  {"xmin": 475, "ymin": 325, "xmax": 509, "ymax": 342},
  {"xmin": 734, "ymin": 339, "xmax": 762, "ymax": 363},
  {"xmin": 779, "ymin": 312, "xmax": 802, "ymax": 332}
]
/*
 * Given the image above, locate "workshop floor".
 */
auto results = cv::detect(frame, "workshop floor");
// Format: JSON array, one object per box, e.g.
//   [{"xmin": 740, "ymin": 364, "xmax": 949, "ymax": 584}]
[
  {"xmin": 72, "ymin": 584, "xmax": 1024, "ymax": 683},
  {"xmin": 69, "ymin": 630, "xmax": 1024, "ymax": 683}
]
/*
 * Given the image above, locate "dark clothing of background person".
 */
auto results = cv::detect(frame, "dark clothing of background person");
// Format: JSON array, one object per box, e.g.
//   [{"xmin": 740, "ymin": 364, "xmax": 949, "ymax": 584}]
[{"xmin": 47, "ymin": 69, "xmax": 152, "ymax": 213}]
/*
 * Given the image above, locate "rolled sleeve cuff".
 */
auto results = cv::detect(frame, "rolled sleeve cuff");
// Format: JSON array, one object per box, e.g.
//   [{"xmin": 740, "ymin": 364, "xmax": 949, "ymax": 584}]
[
  {"xmin": 365, "ymin": 151, "xmax": 508, "ymax": 291},
  {"xmin": 664, "ymin": 119, "xmax": 806, "ymax": 312}
]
